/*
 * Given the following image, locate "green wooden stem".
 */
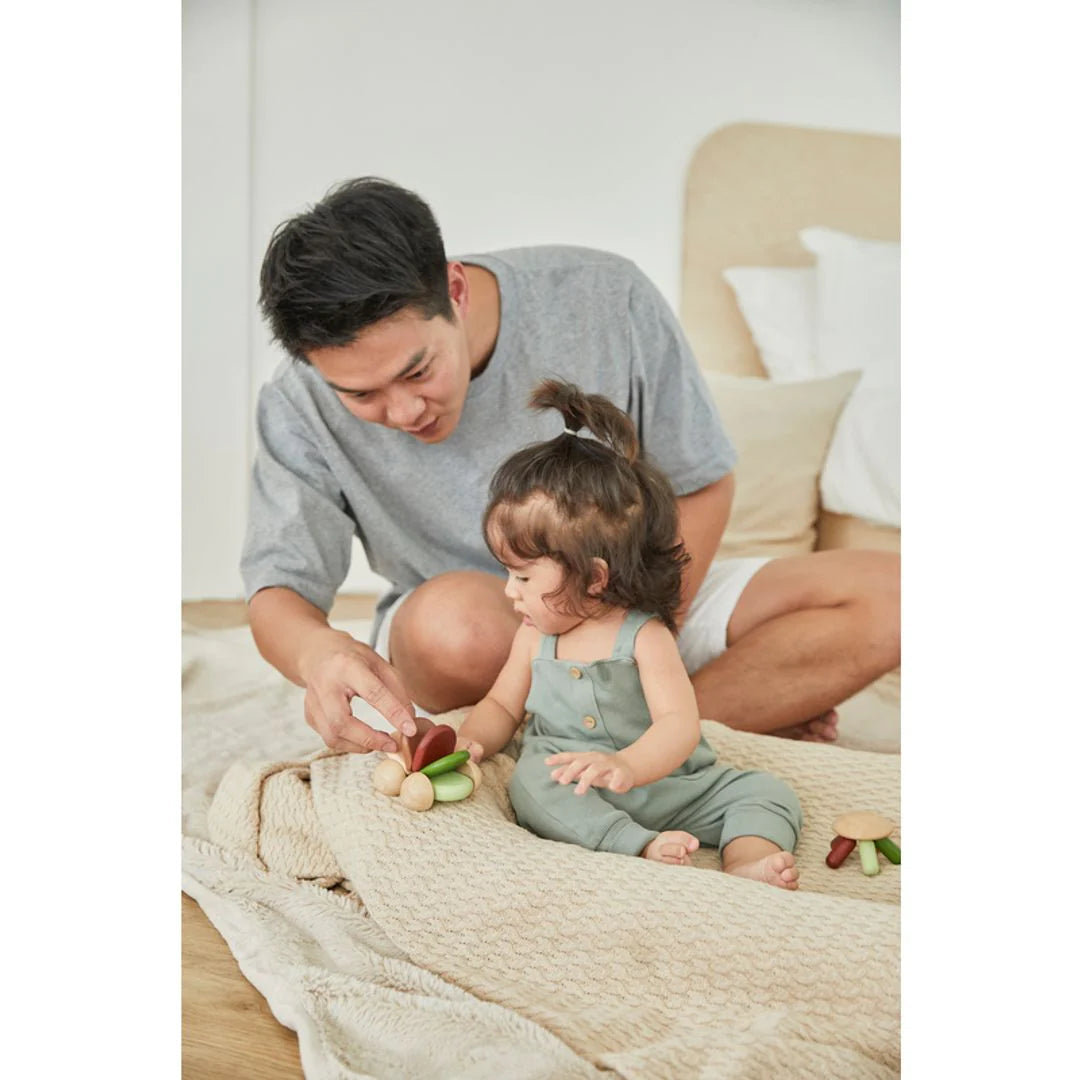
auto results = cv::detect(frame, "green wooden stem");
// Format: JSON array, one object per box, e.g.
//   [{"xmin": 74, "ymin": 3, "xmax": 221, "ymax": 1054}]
[
  {"xmin": 875, "ymin": 837, "xmax": 901, "ymax": 865},
  {"xmin": 857, "ymin": 839, "xmax": 880, "ymax": 876},
  {"xmin": 420, "ymin": 749, "xmax": 471, "ymax": 777}
]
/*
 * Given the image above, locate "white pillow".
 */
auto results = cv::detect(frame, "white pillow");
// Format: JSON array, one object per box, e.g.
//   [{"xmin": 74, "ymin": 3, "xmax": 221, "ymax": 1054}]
[
  {"xmin": 721, "ymin": 266, "xmax": 817, "ymax": 381},
  {"xmin": 799, "ymin": 228, "xmax": 900, "ymax": 527},
  {"xmin": 800, "ymin": 228, "xmax": 899, "ymax": 387},
  {"xmin": 723, "ymin": 233, "xmax": 900, "ymax": 529}
]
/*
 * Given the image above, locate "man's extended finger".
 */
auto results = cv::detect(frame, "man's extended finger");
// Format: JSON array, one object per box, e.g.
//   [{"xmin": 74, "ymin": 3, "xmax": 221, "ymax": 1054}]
[
  {"xmin": 343, "ymin": 659, "xmax": 416, "ymax": 737},
  {"xmin": 333, "ymin": 716, "xmax": 399, "ymax": 754},
  {"xmin": 358, "ymin": 655, "xmax": 418, "ymax": 737},
  {"xmin": 313, "ymin": 685, "xmax": 399, "ymax": 754}
]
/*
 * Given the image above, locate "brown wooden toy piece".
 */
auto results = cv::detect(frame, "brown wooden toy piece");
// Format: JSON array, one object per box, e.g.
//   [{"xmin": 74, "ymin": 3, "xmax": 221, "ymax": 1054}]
[
  {"xmin": 409, "ymin": 724, "xmax": 458, "ymax": 772},
  {"xmin": 827, "ymin": 811, "xmax": 899, "ymax": 876},
  {"xmin": 826, "ymin": 835, "xmax": 857, "ymax": 869},
  {"xmin": 386, "ymin": 716, "xmax": 436, "ymax": 772}
]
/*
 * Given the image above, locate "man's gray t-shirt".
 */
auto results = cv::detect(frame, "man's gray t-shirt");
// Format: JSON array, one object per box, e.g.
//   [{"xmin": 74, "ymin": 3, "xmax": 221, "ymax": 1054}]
[{"xmin": 241, "ymin": 246, "xmax": 737, "ymax": 640}]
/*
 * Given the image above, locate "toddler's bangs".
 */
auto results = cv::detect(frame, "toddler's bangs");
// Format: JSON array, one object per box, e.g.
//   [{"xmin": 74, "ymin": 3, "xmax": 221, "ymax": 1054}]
[{"xmin": 484, "ymin": 496, "xmax": 566, "ymax": 567}]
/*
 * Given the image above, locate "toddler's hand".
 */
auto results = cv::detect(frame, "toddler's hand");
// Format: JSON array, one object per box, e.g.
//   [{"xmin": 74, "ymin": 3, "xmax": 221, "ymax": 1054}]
[
  {"xmin": 455, "ymin": 735, "xmax": 486, "ymax": 763},
  {"xmin": 545, "ymin": 751, "xmax": 636, "ymax": 795}
]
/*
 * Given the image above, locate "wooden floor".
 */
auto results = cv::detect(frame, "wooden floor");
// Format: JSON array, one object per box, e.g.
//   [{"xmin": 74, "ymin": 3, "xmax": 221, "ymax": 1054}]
[
  {"xmin": 182, "ymin": 895, "xmax": 303, "ymax": 1079},
  {"xmin": 182, "ymin": 594, "xmax": 378, "ymax": 1079}
]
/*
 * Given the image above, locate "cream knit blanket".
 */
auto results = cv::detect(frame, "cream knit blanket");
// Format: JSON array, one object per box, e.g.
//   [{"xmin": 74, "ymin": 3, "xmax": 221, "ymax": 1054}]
[{"xmin": 183, "ymin": 621, "xmax": 899, "ymax": 1078}]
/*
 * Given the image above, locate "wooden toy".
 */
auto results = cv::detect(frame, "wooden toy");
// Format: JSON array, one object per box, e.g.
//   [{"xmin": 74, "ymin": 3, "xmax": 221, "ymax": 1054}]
[
  {"xmin": 430, "ymin": 771, "xmax": 473, "ymax": 801},
  {"xmin": 456, "ymin": 758, "xmax": 483, "ymax": 791},
  {"xmin": 420, "ymin": 750, "xmax": 471, "ymax": 777},
  {"xmin": 411, "ymin": 725, "xmax": 459, "ymax": 771},
  {"xmin": 373, "ymin": 724, "xmax": 479, "ymax": 812},
  {"xmin": 399, "ymin": 772, "xmax": 435, "ymax": 812},
  {"xmin": 826, "ymin": 811, "xmax": 900, "ymax": 875},
  {"xmin": 385, "ymin": 715, "xmax": 436, "ymax": 772},
  {"xmin": 372, "ymin": 759, "xmax": 407, "ymax": 796}
]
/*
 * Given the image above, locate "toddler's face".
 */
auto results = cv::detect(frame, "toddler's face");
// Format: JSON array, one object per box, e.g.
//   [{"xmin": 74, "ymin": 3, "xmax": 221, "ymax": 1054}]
[{"xmin": 501, "ymin": 556, "xmax": 584, "ymax": 636}]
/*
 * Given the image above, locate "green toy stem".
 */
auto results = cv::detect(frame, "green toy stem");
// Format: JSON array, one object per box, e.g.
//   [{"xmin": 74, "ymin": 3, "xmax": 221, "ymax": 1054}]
[
  {"xmin": 874, "ymin": 837, "xmax": 901, "ymax": 865},
  {"xmin": 420, "ymin": 750, "xmax": 471, "ymax": 777},
  {"xmin": 857, "ymin": 839, "xmax": 880, "ymax": 876}
]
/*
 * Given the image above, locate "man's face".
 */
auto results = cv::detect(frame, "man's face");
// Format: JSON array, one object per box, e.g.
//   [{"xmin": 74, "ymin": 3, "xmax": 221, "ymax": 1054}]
[{"xmin": 306, "ymin": 289, "xmax": 473, "ymax": 444}]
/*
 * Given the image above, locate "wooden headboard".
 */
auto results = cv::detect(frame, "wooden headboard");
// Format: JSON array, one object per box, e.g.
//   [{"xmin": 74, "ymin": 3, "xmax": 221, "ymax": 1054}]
[
  {"xmin": 681, "ymin": 122, "xmax": 901, "ymax": 554},
  {"xmin": 680, "ymin": 122, "xmax": 900, "ymax": 378}
]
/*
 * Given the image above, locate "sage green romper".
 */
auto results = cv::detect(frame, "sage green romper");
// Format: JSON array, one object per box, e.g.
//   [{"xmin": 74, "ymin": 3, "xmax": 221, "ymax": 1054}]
[{"xmin": 509, "ymin": 610, "xmax": 803, "ymax": 858}]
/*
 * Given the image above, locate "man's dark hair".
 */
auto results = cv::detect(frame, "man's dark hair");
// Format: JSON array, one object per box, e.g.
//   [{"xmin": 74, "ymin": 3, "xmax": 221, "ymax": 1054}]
[{"xmin": 258, "ymin": 177, "xmax": 454, "ymax": 361}]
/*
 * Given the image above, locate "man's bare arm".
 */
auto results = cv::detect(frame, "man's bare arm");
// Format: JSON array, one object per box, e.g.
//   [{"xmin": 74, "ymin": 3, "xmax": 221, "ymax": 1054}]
[
  {"xmin": 674, "ymin": 472, "xmax": 735, "ymax": 628},
  {"xmin": 249, "ymin": 586, "xmax": 345, "ymax": 685}
]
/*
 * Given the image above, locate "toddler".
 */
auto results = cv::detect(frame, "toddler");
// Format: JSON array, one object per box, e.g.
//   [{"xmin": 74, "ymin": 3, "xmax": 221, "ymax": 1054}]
[{"xmin": 456, "ymin": 380, "xmax": 802, "ymax": 887}]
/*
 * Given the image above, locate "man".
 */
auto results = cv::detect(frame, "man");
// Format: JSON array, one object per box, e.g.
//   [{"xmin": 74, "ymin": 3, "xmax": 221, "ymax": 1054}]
[{"xmin": 242, "ymin": 178, "xmax": 899, "ymax": 755}]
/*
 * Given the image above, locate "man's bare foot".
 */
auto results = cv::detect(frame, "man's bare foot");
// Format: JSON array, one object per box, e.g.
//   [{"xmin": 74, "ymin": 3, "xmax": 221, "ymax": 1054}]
[
  {"xmin": 726, "ymin": 850, "xmax": 800, "ymax": 890},
  {"xmin": 771, "ymin": 708, "xmax": 839, "ymax": 743},
  {"xmin": 641, "ymin": 831, "xmax": 700, "ymax": 866}
]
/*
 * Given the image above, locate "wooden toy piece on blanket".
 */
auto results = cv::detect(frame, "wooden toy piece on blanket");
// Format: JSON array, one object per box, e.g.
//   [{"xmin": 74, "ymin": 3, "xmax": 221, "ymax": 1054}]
[
  {"xmin": 826, "ymin": 811, "xmax": 900, "ymax": 875},
  {"xmin": 372, "ymin": 723, "xmax": 480, "ymax": 812},
  {"xmin": 384, "ymin": 715, "xmax": 435, "ymax": 772}
]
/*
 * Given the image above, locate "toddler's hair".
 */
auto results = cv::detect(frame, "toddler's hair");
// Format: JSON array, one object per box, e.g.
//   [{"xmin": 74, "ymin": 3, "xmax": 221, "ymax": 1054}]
[{"xmin": 483, "ymin": 379, "xmax": 690, "ymax": 631}]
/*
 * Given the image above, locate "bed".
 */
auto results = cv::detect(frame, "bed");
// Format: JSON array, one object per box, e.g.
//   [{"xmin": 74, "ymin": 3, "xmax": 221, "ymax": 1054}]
[
  {"xmin": 183, "ymin": 122, "xmax": 901, "ymax": 1079},
  {"xmin": 682, "ymin": 122, "xmax": 901, "ymax": 754}
]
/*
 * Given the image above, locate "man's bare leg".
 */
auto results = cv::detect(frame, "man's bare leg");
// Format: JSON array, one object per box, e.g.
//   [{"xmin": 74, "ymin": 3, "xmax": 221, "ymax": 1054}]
[
  {"xmin": 389, "ymin": 571, "xmax": 518, "ymax": 713},
  {"xmin": 692, "ymin": 550, "xmax": 900, "ymax": 738}
]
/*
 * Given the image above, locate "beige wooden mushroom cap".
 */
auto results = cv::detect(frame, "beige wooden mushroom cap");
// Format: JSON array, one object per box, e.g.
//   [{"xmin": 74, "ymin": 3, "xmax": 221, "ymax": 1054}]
[
  {"xmin": 384, "ymin": 747, "xmax": 411, "ymax": 772},
  {"xmin": 833, "ymin": 811, "xmax": 896, "ymax": 841}
]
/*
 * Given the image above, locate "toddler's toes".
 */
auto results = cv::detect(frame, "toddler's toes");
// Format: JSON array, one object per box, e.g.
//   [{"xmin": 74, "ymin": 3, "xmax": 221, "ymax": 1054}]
[{"xmin": 770, "ymin": 853, "xmax": 799, "ymax": 889}]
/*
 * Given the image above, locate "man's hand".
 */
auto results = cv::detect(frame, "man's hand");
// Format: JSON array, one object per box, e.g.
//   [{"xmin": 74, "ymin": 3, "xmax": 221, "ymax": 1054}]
[
  {"xmin": 545, "ymin": 750, "xmax": 637, "ymax": 795},
  {"xmin": 298, "ymin": 631, "xmax": 417, "ymax": 754}
]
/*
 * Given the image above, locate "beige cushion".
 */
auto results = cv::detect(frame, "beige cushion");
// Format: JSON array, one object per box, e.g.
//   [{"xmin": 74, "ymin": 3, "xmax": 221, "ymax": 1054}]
[
  {"xmin": 816, "ymin": 510, "xmax": 900, "ymax": 556},
  {"xmin": 702, "ymin": 370, "xmax": 859, "ymax": 559}
]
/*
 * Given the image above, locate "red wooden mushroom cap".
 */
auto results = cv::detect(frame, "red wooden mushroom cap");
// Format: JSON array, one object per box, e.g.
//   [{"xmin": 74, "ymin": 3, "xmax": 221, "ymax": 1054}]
[
  {"xmin": 833, "ymin": 811, "xmax": 896, "ymax": 841},
  {"xmin": 389, "ymin": 716, "xmax": 436, "ymax": 772},
  {"xmin": 410, "ymin": 724, "xmax": 458, "ymax": 772}
]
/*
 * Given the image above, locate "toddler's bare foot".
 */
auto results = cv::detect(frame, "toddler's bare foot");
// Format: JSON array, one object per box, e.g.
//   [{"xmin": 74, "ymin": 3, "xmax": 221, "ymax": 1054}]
[
  {"xmin": 641, "ymin": 831, "xmax": 700, "ymax": 866},
  {"xmin": 726, "ymin": 850, "xmax": 800, "ymax": 890}
]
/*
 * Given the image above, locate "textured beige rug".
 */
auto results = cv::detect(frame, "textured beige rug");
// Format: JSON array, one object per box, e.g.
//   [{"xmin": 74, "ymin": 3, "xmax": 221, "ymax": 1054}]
[{"xmin": 183, "ymin": 619, "xmax": 900, "ymax": 1079}]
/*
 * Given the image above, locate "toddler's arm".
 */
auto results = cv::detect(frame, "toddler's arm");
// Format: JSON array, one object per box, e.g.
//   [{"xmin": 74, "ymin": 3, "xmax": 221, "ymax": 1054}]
[
  {"xmin": 456, "ymin": 623, "xmax": 538, "ymax": 761},
  {"xmin": 615, "ymin": 618, "xmax": 703, "ymax": 786}
]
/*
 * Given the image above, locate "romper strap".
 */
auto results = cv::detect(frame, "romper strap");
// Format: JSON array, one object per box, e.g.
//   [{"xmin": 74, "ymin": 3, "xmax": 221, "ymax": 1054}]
[
  {"xmin": 611, "ymin": 610, "xmax": 658, "ymax": 660},
  {"xmin": 537, "ymin": 631, "xmax": 558, "ymax": 660}
]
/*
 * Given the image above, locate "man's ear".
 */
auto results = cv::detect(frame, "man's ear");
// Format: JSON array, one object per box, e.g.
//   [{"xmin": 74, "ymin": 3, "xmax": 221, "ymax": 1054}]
[
  {"xmin": 586, "ymin": 558, "xmax": 609, "ymax": 596},
  {"xmin": 447, "ymin": 261, "xmax": 469, "ymax": 319}
]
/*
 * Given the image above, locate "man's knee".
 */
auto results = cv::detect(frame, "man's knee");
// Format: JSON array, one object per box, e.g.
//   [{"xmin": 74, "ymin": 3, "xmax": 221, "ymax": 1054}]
[
  {"xmin": 833, "ymin": 552, "xmax": 902, "ymax": 669},
  {"xmin": 729, "ymin": 549, "xmax": 898, "ymax": 647},
  {"xmin": 391, "ymin": 571, "xmax": 516, "ymax": 686}
]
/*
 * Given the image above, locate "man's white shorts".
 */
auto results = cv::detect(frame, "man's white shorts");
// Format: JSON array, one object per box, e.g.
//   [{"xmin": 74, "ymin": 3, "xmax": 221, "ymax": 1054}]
[{"xmin": 364, "ymin": 558, "xmax": 771, "ymax": 728}]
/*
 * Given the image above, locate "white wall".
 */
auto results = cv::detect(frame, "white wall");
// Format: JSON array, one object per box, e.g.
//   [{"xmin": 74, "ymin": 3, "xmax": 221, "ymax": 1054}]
[
  {"xmin": 183, "ymin": 0, "xmax": 254, "ymax": 600},
  {"xmin": 183, "ymin": 0, "xmax": 899, "ymax": 600}
]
